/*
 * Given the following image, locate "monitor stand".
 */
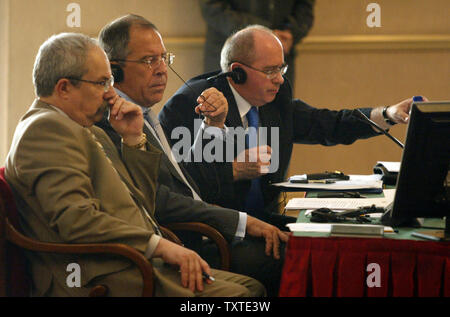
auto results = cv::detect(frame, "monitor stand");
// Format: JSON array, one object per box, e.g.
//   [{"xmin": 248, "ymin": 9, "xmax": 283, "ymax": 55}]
[
  {"xmin": 380, "ymin": 203, "xmax": 423, "ymax": 228},
  {"xmin": 381, "ymin": 204, "xmax": 449, "ymax": 241},
  {"xmin": 411, "ymin": 217, "xmax": 450, "ymax": 242}
]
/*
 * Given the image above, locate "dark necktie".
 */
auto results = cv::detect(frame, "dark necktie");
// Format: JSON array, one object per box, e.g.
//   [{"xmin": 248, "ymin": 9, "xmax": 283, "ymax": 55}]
[{"xmin": 244, "ymin": 107, "xmax": 265, "ymax": 217}]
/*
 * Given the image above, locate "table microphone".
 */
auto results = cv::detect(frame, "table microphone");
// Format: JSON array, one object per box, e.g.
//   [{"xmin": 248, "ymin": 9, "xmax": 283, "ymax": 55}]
[{"xmin": 352, "ymin": 109, "xmax": 404, "ymax": 148}]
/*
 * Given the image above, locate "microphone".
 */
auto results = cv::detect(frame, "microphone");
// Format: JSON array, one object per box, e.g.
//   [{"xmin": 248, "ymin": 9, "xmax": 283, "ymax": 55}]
[
  {"xmin": 352, "ymin": 109, "xmax": 404, "ymax": 148},
  {"xmin": 206, "ymin": 68, "xmax": 247, "ymax": 84}
]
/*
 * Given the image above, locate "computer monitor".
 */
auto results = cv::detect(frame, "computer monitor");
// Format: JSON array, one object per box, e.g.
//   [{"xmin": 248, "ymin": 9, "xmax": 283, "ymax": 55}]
[{"xmin": 382, "ymin": 101, "xmax": 450, "ymax": 238}]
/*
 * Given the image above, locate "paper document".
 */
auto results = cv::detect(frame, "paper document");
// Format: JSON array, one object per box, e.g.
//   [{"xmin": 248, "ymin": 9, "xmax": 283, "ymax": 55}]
[
  {"xmin": 285, "ymin": 189, "xmax": 395, "ymax": 210},
  {"xmin": 273, "ymin": 174, "xmax": 383, "ymax": 191},
  {"xmin": 286, "ymin": 223, "xmax": 395, "ymax": 234},
  {"xmin": 376, "ymin": 161, "xmax": 400, "ymax": 173},
  {"xmin": 286, "ymin": 223, "xmax": 332, "ymax": 233}
]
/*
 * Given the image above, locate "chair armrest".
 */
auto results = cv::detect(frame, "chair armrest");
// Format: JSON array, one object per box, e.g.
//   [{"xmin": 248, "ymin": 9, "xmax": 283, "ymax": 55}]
[
  {"xmin": 5, "ymin": 219, "xmax": 153, "ymax": 297},
  {"xmin": 164, "ymin": 222, "xmax": 231, "ymax": 271},
  {"xmin": 160, "ymin": 226, "xmax": 183, "ymax": 246}
]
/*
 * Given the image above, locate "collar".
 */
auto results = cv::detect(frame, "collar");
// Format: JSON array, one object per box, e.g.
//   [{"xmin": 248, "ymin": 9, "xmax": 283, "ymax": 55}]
[
  {"xmin": 37, "ymin": 99, "xmax": 70, "ymax": 119},
  {"xmin": 115, "ymin": 88, "xmax": 139, "ymax": 105},
  {"xmin": 47, "ymin": 104, "xmax": 69, "ymax": 118},
  {"xmin": 115, "ymin": 88, "xmax": 157, "ymax": 123},
  {"xmin": 227, "ymin": 81, "xmax": 255, "ymax": 120}
]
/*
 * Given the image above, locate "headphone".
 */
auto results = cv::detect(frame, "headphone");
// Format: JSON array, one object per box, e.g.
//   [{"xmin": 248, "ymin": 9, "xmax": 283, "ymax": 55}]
[
  {"xmin": 228, "ymin": 67, "xmax": 247, "ymax": 84},
  {"xmin": 206, "ymin": 67, "xmax": 247, "ymax": 85},
  {"xmin": 310, "ymin": 207, "xmax": 380, "ymax": 224},
  {"xmin": 111, "ymin": 63, "xmax": 124, "ymax": 83}
]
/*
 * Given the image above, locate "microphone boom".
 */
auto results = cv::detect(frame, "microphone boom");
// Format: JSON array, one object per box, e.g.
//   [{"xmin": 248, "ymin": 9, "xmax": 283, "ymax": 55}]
[{"xmin": 353, "ymin": 109, "xmax": 404, "ymax": 148}]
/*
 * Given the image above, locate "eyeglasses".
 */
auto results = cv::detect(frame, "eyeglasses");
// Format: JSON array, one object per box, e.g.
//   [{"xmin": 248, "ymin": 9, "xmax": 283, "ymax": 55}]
[
  {"xmin": 233, "ymin": 61, "xmax": 288, "ymax": 80},
  {"xmin": 113, "ymin": 52, "xmax": 175, "ymax": 69},
  {"xmin": 67, "ymin": 76, "xmax": 114, "ymax": 92}
]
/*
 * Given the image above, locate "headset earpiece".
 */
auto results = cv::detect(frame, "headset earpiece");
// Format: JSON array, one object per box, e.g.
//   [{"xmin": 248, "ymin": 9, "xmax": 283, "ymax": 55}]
[
  {"xmin": 111, "ymin": 63, "xmax": 124, "ymax": 83},
  {"xmin": 230, "ymin": 67, "xmax": 247, "ymax": 85}
]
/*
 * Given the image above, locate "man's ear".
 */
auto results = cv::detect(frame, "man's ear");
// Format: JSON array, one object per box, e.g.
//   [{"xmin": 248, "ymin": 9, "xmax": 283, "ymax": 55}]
[{"xmin": 54, "ymin": 78, "xmax": 73, "ymax": 99}]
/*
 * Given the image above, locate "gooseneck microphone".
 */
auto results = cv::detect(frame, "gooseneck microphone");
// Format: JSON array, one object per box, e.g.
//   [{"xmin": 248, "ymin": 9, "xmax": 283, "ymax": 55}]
[
  {"xmin": 206, "ymin": 67, "xmax": 247, "ymax": 84},
  {"xmin": 352, "ymin": 109, "xmax": 404, "ymax": 148}
]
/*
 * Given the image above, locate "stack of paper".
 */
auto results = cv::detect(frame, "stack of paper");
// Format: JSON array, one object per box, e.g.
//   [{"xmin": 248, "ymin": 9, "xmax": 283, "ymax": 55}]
[
  {"xmin": 273, "ymin": 174, "xmax": 383, "ymax": 192},
  {"xmin": 286, "ymin": 223, "xmax": 395, "ymax": 236},
  {"xmin": 285, "ymin": 189, "xmax": 395, "ymax": 210},
  {"xmin": 375, "ymin": 161, "xmax": 400, "ymax": 173}
]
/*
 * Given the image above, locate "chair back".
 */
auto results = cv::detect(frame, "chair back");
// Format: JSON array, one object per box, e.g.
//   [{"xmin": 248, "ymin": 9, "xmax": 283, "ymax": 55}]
[{"xmin": 0, "ymin": 167, "xmax": 30, "ymax": 296}]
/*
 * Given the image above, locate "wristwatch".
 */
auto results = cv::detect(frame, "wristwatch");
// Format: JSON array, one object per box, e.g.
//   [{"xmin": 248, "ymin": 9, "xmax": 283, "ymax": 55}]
[{"xmin": 382, "ymin": 106, "xmax": 397, "ymax": 126}]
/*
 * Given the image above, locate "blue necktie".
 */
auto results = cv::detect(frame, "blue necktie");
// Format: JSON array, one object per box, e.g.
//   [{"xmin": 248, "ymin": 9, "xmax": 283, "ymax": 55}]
[{"xmin": 244, "ymin": 107, "xmax": 265, "ymax": 217}]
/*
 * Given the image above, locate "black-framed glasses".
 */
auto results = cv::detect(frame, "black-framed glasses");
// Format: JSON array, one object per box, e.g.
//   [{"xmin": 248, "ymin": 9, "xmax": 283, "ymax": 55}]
[
  {"xmin": 66, "ymin": 76, "xmax": 114, "ymax": 92},
  {"xmin": 113, "ymin": 52, "xmax": 175, "ymax": 69},
  {"xmin": 232, "ymin": 61, "xmax": 288, "ymax": 80}
]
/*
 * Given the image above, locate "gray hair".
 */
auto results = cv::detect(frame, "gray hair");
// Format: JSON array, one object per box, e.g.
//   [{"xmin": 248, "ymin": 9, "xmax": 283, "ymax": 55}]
[
  {"xmin": 33, "ymin": 32, "xmax": 98, "ymax": 97},
  {"xmin": 220, "ymin": 25, "xmax": 274, "ymax": 72},
  {"xmin": 99, "ymin": 14, "xmax": 158, "ymax": 63}
]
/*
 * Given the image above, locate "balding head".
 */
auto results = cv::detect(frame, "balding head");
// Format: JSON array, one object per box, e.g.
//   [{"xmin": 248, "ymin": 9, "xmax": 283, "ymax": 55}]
[{"xmin": 220, "ymin": 25, "xmax": 283, "ymax": 72}]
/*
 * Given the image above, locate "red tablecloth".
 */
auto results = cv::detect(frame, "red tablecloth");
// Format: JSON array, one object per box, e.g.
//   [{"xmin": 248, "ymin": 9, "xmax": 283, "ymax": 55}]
[{"xmin": 279, "ymin": 236, "xmax": 450, "ymax": 297}]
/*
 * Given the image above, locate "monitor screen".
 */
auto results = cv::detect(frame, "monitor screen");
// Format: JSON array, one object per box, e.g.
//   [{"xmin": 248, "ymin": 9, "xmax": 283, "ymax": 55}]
[{"xmin": 386, "ymin": 101, "xmax": 450, "ymax": 228}]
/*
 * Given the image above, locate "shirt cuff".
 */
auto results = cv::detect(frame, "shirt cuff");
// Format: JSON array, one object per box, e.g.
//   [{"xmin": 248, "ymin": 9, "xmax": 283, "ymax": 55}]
[
  {"xmin": 234, "ymin": 212, "xmax": 247, "ymax": 240},
  {"xmin": 144, "ymin": 234, "xmax": 162, "ymax": 259},
  {"xmin": 201, "ymin": 120, "xmax": 229, "ymax": 141}
]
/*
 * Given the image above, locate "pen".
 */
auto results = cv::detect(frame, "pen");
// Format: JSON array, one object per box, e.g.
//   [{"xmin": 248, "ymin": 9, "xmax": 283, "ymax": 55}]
[
  {"xmin": 203, "ymin": 272, "xmax": 215, "ymax": 281},
  {"xmin": 308, "ymin": 179, "xmax": 336, "ymax": 184},
  {"xmin": 178, "ymin": 269, "xmax": 215, "ymax": 282},
  {"xmin": 411, "ymin": 231, "xmax": 441, "ymax": 241}
]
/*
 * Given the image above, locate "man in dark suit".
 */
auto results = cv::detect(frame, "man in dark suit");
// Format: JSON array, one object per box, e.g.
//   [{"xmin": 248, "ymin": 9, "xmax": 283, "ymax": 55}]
[
  {"xmin": 159, "ymin": 24, "xmax": 418, "ymax": 226},
  {"xmin": 96, "ymin": 14, "xmax": 288, "ymax": 296}
]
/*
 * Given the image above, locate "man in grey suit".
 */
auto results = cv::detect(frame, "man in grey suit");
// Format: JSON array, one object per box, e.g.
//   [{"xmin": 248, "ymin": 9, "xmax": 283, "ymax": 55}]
[
  {"xmin": 4, "ymin": 32, "xmax": 264, "ymax": 297},
  {"xmin": 95, "ymin": 14, "xmax": 288, "ymax": 296}
]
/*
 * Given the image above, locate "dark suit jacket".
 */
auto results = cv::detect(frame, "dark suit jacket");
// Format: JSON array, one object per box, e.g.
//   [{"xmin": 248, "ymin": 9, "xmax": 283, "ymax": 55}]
[{"xmin": 159, "ymin": 72, "xmax": 379, "ymax": 217}]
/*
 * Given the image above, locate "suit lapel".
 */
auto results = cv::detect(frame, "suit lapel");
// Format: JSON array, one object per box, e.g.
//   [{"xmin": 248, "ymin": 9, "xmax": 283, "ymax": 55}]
[
  {"xmin": 89, "ymin": 127, "xmax": 149, "ymax": 206},
  {"xmin": 259, "ymin": 103, "xmax": 282, "ymax": 148},
  {"xmin": 144, "ymin": 123, "xmax": 201, "ymax": 196},
  {"xmin": 216, "ymin": 78, "xmax": 243, "ymax": 128}
]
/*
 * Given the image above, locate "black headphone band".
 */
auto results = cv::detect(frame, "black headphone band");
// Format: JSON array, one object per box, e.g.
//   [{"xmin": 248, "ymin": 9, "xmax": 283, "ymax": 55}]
[{"xmin": 110, "ymin": 63, "xmax": 124, "ymax": 83}]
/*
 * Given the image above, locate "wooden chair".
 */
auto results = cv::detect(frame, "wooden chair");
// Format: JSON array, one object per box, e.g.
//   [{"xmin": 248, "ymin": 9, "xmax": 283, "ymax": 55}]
[{"xmin": 0, "ymin": 167, "xmax": 230, "ymax": 297}]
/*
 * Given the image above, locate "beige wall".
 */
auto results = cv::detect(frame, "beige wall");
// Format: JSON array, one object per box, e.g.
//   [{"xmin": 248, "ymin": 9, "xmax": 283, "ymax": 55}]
[{"xmin": 1, "ymin": 0, "xmax": 449, "ymax": 180}]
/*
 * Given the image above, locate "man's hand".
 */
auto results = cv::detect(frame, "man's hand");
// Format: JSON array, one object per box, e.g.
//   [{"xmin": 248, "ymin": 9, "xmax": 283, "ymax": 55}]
[
  {"xmin": 245, "ymin": 216, "xmax": 289, "ymax": 260},
  {"xmin": 108, "ymin": 95, "xmax": 144, "ymax": 146},
  {"xmin": 386, "ymin": 96, "xmax": 429, "ymax": 123},
  {"xmin": 370, "ymin": 96, "xmax": 429, "ymax": 130},
  {"xmin": 153, "ymin": 238, "xmax": 213, "ymax": 292},
  {"xmin": 195, "ymin": 88, "xmax": 228, "ymax": 128},
  {"xmin": 233, "ymin": 146, "xmax": 271, "ymax": 181},
  {"xmin": 273, "ymin": 29, "xmax": 294, "ymax": 55}
]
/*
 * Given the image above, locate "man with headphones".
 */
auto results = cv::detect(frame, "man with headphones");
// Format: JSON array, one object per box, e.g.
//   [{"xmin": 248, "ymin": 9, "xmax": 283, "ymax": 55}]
[
  {"xmin": 159, "ymin": 24, "xmax": 418, "ymax": 228},
  {"xmin": 96, "ymin": 15, "xmax": 289, "ymax": 297}
]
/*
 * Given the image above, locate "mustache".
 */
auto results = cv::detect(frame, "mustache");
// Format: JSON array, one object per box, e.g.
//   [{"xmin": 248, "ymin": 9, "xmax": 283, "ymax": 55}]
[{"xmin": 96, "ymin": 101, "xmax": 109, "ymax": 116}]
